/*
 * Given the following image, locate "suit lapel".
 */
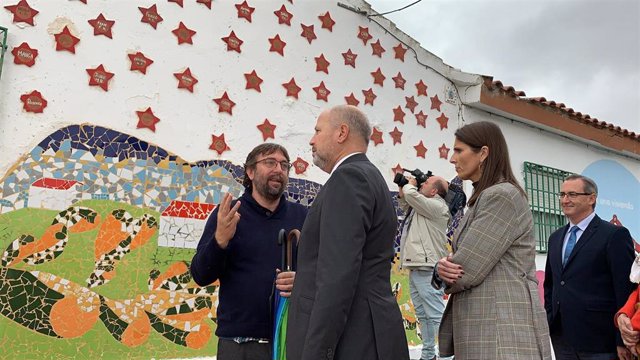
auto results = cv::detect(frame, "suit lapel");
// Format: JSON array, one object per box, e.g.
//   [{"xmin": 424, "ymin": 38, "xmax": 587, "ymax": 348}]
[
  {"xmin": 563, "ymin": 215, "xmax": 601, "ymax": 269},
  {"xmin": 554, "ymin": 225, "xmax": 569, "ymax": 273}
]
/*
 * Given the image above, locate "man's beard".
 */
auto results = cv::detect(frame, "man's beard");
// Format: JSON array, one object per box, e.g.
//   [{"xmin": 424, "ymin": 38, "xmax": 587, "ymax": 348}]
[
  {"xmin": 254, "ymin": 174, "xmax": 287, "ymax": 201},
  {"xmin": 312, "ymin": 153, "xmax": 328, "ymax": 172}
]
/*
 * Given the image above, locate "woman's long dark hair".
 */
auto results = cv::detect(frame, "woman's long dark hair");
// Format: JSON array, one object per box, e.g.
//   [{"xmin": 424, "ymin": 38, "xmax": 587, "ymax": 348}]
[{"xmin": 454, "ymin": 121, "xmax": 525, "ymax": 206}]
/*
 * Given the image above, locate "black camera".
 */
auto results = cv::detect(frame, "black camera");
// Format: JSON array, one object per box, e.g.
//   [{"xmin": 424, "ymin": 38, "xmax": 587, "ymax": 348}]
[{"xmin": 393, "ymin": 168, "xmax": 433, "ymax": 188}]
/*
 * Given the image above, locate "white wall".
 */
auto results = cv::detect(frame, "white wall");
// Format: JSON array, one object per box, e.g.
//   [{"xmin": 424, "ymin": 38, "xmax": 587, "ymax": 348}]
[{"xmin": 0, "ymin": 0, "xmax": 465, "ymax": 190}]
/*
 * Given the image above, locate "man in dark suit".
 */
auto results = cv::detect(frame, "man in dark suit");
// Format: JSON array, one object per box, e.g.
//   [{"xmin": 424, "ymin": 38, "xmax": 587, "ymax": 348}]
[
  {"xmin": 287, "ymin": 105, "xmax": 409, "ymax": 360},
  {"xmin": 544, "ymin": 174, "xmax": 635, "ymax": 360}
]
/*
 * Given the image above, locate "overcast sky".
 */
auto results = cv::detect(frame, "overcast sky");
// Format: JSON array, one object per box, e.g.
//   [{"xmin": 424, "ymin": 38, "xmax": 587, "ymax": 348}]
[{"xmin": 367, "ymin": 0, "xmax": 640, "ymax": 133}]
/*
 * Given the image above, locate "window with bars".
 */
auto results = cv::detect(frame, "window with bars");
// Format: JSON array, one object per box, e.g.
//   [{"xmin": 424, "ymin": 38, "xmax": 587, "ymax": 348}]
[{"xmin": 523, "ymin": 162, "xmax": 574, "ymax": 253}]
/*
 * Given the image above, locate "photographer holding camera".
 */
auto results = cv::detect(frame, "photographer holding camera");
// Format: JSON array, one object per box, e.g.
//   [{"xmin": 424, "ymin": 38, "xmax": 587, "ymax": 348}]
[{"xmin": 396, "ymin": 170, "xmax": 451, "ymax": 360}]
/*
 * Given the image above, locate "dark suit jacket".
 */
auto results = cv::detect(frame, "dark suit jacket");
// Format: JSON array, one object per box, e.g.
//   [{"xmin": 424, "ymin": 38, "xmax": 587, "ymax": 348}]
[
  {"xmin": 544, "ymin": 214, "xmax": 634, "ymax": 353},
  {"xmin": 286, "ymin": 154, "xmax": 409, "ymax": 360}
]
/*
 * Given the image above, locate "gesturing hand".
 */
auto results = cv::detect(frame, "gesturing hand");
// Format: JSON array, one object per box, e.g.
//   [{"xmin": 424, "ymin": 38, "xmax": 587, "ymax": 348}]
[{"xmin": 215, "ymin": 193, "xmax": 241, "ymax": 249}]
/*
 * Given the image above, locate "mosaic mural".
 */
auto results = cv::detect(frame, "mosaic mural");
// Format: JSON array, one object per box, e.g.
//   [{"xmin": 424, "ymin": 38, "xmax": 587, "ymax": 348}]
[{"xmin": 0, "ymin": 124, "xmax": 436, "ymax": 357}]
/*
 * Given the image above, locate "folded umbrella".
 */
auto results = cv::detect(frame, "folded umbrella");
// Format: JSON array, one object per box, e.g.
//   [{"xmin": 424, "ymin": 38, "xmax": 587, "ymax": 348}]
[{"xmin": 272, "ymin": 228, "xmax": 300, "ymax": 360}]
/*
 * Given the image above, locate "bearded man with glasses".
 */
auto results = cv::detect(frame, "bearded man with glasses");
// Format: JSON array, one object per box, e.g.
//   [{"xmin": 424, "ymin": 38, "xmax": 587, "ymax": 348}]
[
  {"xmin": 544, "ymin": 174, "xmax": 634, "ymax": 360},
  {"xmin": 191, "ymin": 143, "xmax": 307, "ymax": 360}
]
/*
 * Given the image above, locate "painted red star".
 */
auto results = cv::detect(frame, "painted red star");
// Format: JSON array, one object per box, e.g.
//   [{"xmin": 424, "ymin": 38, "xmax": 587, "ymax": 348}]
[
  {"xmin": 4, "ymin": 0, "xmax": 39, "ymax": 26},
  {"xmin": 389, "ymin": 127, "xmax": 403, "ymax": 145},
  {"xmin": 415, "ymin": 111, "xmax": 428, "ymax": 128},
  {"xmin": 169, "ymin": 0, "xmax": 184, "ymax": 7},
  {"xmin": 357, "ymin": 26, "xmax": 372, "ymax": 45},
  {"xmin": 416, "ymin": 80, "xmax": 428, "ymax": 97},
  {"xmin": 88, "ymin": 13, "xmax": 115, "ymax": 39},
  {"xmin": 12, "ymin": 42, "xmax": 38, "ymax": 67},
  {"xmin": 222, "ymin": 31, "xmax": 243, "ymax": 53},
  {"xmin": 20, "ymin": 90, "xmax": 47, "ymax": 113},
  {"xmin": 86, "ymin": 64, "xmax": 114, "ymax": 91},
  {"xmin": 292, "ymin": 157, "xmax": 309, "ymax": 175},
  {"xmin": 438, "ymin": 143, "xmax": 450, "ymax": 159},
  {"xmin": 300, "ymin": 24, "xmax": 317, "ymax": 44},
  {"xmin": 436, "ymin": 113, "xmax": 449, "ymax": 130},
  {"xmin": 315, "ymin": 54, "xmax": 330, "ymax": 74},
  {"xmin": 244, "ymin": 70, "xmax": 263, "ymax": 92},
  {"xmin": 213, "ymin": 92, "xmax": 236, "ymax": 115},
  {"xmin": 172, "ymin": 22, "xmax": 196, "ymax": 45},
  {"xmin": 282, "ymin": 78, "xmax": 301, "ymax": 99},
  {"xmin": 392, "ymin": 164, "xmax": 404, "ymax": 175},
  {"xmin": 362, "ymin": 88, "xmax": 376, "ymax": 106},
  {"xmin": 371, "ymin": 40, "xmax": 385, "ymax": 57},
  {"xmin": 370, "ymin": 127, "xmax": 383, "ymax": 146},
  {"xmin": 235, "ymin": 1, "xmax": 255, "ymax": 22},
  {"xmin": 174, "ymin": 68, "xmax": 198, "ymax": 92},
  {"xmin": 393, "ymin": 106, "xmax": 405, "ymax": 123},
  {"xmin": 344, "ymin": 93, "xmax": 359, "ymax": 106},
  {"xmin": 318, "ymin": 11, "xmax": 335, "ymax": 31},
  {"xmin": 128, "ymin": 52, "xmax": 153, "ymax": 74},
  {"xmin": 393, "ymin": 43, "xmax": 407, "ymax": 61},
  {"xmin": 209, "ymin": 134, "xmax": 230, "ymax": 155},
  {"xmin": 342, "ymin": 49, "xmax": 357, "ymax": 68},
  {"xmin": 54, "ymin": 26, "xmax": 80, "ymax": 53},
  {"xmin": 414, "ymin": 141, "xmax": 427, "ymax": 158},
  {"xmin": 313, "ymin": 81, "xmax": 330, "ymax": 102},
  {"xmin": 405, "ymin": 96, "xmax": 418, "ymax": 114},
  {"xmin": 197, "ymin": 0, "xmax": 212, "ymax": 9},
  {"xmin": 274, "ymin": 5, "xmax": 292, "ymax": 26},
  {"xmin": 257, "ymin": 119, "xmax": 276, "ymax": 140},
  {"xmin": 430, "ymin": 94, "xmax": 443, "ymax": 112},
  {"xmin": 371, "ymin": 67, "xmax": 385, "ymax": 87},
  {"xmin": 393, "ymin": 72, "xmax": 406, "ymax": 90},
  {"xmin": 138, "ymin": 5, "xmax": 163, "ymax": 29},
  {"xmin": 136, "ymin": 107, "xmax": 160, "ymax": 132},
  {"xmin": 268, "ymin": 34, "xmax": 286, "ymax": 56}
]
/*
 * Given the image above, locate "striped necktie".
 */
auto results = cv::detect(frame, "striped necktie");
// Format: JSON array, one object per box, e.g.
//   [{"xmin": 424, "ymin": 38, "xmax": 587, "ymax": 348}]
[{"xmin": 563, "ymin": 226, "xmax": 579, "ymax": 266}]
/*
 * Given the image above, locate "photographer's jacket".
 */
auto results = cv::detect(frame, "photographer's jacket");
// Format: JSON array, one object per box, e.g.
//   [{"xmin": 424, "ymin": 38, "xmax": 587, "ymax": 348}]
[{"xmin": 398, "ymin": 184, "xmax": 450, "ymax": 268}]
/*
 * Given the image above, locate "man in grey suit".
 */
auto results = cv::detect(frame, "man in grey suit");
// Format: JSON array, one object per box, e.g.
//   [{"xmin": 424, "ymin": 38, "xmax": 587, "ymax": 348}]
[{"xmin": 287, "ymin": 105, "xmax": 409, "ymax": 360}]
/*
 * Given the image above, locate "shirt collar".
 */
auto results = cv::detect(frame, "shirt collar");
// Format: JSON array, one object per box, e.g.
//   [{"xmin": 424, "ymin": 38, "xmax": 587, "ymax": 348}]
[
  {"xmin": 330, "ymin": 152, "xmax": 362, "ymax": 175},
  {"xmin": 569, "ymin": 211, "xmax": 596, "ymax": 232}
]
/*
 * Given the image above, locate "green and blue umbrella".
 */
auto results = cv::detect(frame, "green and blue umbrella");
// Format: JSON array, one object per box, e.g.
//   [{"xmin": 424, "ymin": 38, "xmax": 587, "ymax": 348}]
[{"xmin": 272, "ymin": 228, "xmax": 300, "ymax": 360}]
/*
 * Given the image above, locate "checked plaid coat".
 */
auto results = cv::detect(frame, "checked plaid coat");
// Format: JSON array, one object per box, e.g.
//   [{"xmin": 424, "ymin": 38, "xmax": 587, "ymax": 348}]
[{"xmin": 438, "ymin": 182, "xmax": 552, "ymax": 360}]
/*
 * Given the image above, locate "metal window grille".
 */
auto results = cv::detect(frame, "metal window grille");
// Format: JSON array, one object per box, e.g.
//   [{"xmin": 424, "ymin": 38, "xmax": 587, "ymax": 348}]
[
  {"xmin": 0, "ymin": 26, "xmax": 7, "ymax": 80},
  {"xmin": 523, "ymin": 162, "xmax": 574, "ymax": 253}
]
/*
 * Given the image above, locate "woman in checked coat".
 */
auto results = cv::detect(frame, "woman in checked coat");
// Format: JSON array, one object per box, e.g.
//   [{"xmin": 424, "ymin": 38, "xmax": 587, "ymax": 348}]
[{"xmin": 435, "ymin": 121, "xmax": 551, "ymax": 360}]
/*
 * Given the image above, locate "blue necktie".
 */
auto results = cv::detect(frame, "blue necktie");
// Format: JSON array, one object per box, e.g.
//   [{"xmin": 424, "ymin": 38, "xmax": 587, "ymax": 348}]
[{"xmin": 563, "ymin": 226, "xmax": 579, "ymax": 266}]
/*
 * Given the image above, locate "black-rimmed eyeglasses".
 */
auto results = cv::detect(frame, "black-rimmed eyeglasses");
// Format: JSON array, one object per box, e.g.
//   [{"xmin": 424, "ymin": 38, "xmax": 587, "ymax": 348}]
[
  {"xmin": 557, "ymin": 192, "xmax": 593, "ymax": 199},
  {"xmin": 251, "ymin": 158, "xmax": 292, "ymax": 172}
]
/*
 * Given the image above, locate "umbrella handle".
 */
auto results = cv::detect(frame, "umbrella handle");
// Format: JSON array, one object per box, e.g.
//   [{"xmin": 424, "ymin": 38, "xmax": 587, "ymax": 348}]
[
  {"xmin": 278, "ymin": 229, "xmax": 286, "ymax": 272},
  {"xmin": 285, "ymin": 229, "xmax": 300, "ymax": 271}
]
